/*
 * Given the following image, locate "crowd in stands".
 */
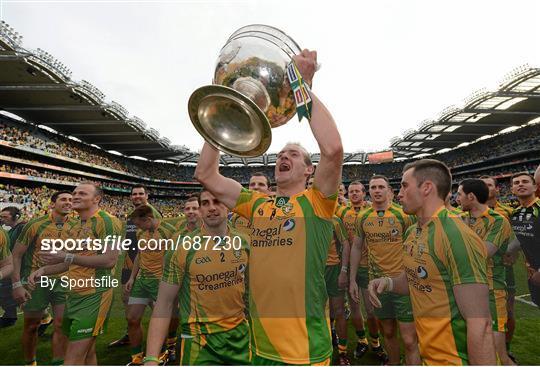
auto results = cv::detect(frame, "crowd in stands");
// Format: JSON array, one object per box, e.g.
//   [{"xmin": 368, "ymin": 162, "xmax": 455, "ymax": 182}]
[
  {"xmin": 1, "ymin": 114, "xmax": 539, "ymax": 215},
  {"xmin": 0, "ymin": 162, "xmax": 192, "ymax": 196},
  {"xmin": 0, "ymin": 184, "xmax": 187, "ymax": 221},
  {"xmin": 0, "ymin": 119, "xmax": 193, "ymax": 181},
  {"xmin": 2, "ymin": 116, "xmax": 539, "ymax": 184}
]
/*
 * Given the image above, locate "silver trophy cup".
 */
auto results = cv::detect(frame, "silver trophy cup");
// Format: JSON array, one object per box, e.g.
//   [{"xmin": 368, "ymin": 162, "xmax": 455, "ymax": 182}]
[{"xmin": 188, "ymin": 24, "xmax": 302, "ymax": 157}]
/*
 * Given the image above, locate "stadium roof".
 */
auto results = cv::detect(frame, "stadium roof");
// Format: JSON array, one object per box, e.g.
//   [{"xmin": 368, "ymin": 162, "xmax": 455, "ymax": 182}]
[
  {"xmin": 2, "ymin": 21, "xmax": 539, "ymax": 166},
  {"xmin": 0, "ymin": 21, "xmax": 194, "ymax": 161},
  {"xmin": 391, "ymin": 65, "xmax": 540, "ymax": 158}
]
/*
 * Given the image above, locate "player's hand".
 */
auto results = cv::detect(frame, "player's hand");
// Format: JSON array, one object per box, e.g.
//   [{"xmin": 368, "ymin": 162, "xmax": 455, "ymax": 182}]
[
  {"xmin": 367, "ymin": 277, "xmax": 390, "ymax": 308},
  {"xmin": 338, "ymin": 271, "xmax": 348, "ymax": 290},
  {"xmin": 349, "ymin": 280, "xmax": 360, "ymax": 303},
  {"xmin": 292, "ymin": 49, "xmax": 317, "ymax": 87},
  {"xmin": 38, "ymin": 250, "xmax": 66, "ymax": 265},
  {"xmin": 124, "ymin": 278, "xmax": 134, "ymax": 293},
  {"xmin": 27, "ymin": 268, "xmax": 45, "ymax": 289},
  {"xmin": 12, "ymin": 285, "xmax": 31, "ymax": 305}
]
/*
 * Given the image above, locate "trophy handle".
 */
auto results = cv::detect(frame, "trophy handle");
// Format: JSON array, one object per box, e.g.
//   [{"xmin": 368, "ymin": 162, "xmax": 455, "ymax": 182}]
[{"xmin": 188, "ymin": 85, "xmax": 272, "ymax": 158}]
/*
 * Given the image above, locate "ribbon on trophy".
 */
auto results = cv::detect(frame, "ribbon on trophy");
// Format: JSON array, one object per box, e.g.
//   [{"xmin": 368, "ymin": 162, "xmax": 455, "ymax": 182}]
[{"xmin": 286, "ymin": 62, "xmax": 313, "ymax": 121}]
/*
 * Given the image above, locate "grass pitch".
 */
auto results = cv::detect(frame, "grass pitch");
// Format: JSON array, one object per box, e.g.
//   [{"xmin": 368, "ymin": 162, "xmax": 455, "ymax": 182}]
[{"xmin": 1, "ymin": 254, "xmax": 538, "ymax": 365}]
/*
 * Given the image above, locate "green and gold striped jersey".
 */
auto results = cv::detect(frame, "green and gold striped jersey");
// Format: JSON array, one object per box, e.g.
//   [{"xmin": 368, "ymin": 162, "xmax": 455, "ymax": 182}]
[
  {"xmin": 402, "ymin": 207, "xmax": 488, "ymax": 365},
  {"xmin": 493, "ymin": 201, "xmax": 513, "ymax": 220},
  {"xmin": 461, "ymin": 208, "xmax": 515, "ymax": 290},
  {"xmin": 232, "ymin": 186, "xmax": 337, "ymax": 364},
  {"xmin": 326, "ymin": 216, "xmax": 348, "ymax": 266},
  {"xmin": 64, "ymin": 210, "xmax": 124, "ymax": 295},
  {"xmin": 0, "ymin": 227, "xmax": 10, "ymax": 261},
  {"xmin": 356, "ymin": 205, "xmax": 415, "ymax": 278},
  {"xmin": 136, "ymin": 220, "xmax": 178, "ymax": 279},
  {"xmin": 162, "ymin": 225, "xmax": 249, "ymax": 335},
  {"xmin": 337, "ymin": 204, "xmax": 370, "ymax": 267},
  {"xmin": 16, "ymin": 213, "xmax": 76, "ymax": 279}
]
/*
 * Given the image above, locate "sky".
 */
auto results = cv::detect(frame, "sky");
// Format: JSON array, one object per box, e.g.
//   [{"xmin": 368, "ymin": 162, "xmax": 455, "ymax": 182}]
[{"xmin": 2, "ymin": 0, "xmax": 540, "ymax": 155}]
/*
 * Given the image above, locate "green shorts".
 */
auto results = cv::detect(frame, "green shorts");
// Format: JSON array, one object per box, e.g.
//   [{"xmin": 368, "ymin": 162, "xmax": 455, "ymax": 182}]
[
  {"xmin": 325, "ymin": 265, "xmax": 345, "ymax": 298},
  {"xmin": 356, "ymin": 266, "xmax": 369, "ymax": 289},
  {"xmin": 62, "ymin": 288, "xmax": 113, "ymax": 341},
  {"xmin": 180, "ymin": 320, "xmax": 250, "ymax": 365},
  {"xmin": 251, "ymin": 355, "xmax": 331, "ymax": 365},
  {"xmin": 374, "ymin": 292, "xmax": 413, "ymax": 323},
  {"xmin": 23, "ymin": 279, "xmax": 67, "ymax": 313},
  {"xmin": 128, "ymin": 276, "xmax": 159, "ymax": 305},
  {"xmin": 505, "ymin": 265, "xmax": 516, "ymax": 295},
  {"xmin": 489, "ymin": 289, "xmax": 508, "ymax": 333}
]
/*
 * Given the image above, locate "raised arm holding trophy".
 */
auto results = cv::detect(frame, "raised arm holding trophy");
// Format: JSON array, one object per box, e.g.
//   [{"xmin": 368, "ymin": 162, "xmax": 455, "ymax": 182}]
[{"xmin": 193, "ymin": 24, "xmax": 344, "ymax": 365}]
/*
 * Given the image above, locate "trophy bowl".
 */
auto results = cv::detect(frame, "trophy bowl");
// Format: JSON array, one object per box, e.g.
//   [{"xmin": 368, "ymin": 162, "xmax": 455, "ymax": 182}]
[{"xmin": 188, "ymin": 24, "xmax": 302, "ymax": 157}]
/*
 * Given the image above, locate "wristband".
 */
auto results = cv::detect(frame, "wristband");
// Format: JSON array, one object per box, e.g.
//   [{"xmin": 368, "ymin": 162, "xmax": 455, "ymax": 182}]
[
  {"xmin": 64, "ymin": 253, "xmax": 75, "ymax": 264},
  {"xmin": 385, "ymin": 277, "xmax": 394, "ymax": 292},
  {"xmin": 340, "ymin": 266, "xmax": 348, "ymax": 273},
  {"xmin": 143, "ymin": 356, "xmax": 160, "ymax": 364},
  {"xmin": 12, "ymin": 281, "xmax": 23, "ymax": 289}
]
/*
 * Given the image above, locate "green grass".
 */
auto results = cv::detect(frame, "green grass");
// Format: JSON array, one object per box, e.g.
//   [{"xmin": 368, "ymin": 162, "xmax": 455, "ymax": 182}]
[{"xmin": 1, "ymin": 254, "xmax": 539, "ymax": 365}]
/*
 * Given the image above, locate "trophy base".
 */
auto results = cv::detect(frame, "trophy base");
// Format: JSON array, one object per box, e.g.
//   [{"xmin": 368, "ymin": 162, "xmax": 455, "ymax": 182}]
[{"xmin": 188, "ymin": 85, "xmax": 272, "ymax": 157}]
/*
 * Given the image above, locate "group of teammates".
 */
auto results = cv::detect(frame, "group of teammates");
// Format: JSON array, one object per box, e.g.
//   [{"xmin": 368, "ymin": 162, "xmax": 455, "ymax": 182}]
[{"xmin": 0, "ymin": 48, "xmax": 538, "ymax": 366}]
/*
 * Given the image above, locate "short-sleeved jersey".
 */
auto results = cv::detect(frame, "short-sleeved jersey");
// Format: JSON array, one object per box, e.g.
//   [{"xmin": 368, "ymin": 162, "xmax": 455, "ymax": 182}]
[
  {"xmin": 136, "ymin": 220, "xmax": 178, "ymax": 279},
  {"xmin": 16, "ymin": 213, "xmax": 76, "ymax": 279},
  {"xmin": 64, "ymin": 210, "xmax": 124, "ymax": 295},
  {"xmin": 402, "ymin": 207, "xmax": 488, "ymax": 365},
  {"xmin": 162, "ymin": 226, "xmax": 248, "ymax": 335},
  {"xmin": 162, "ymin": 215, "xmax": 187, "ymax": 232},
  {"xmin": 326, "ymin": 216, "xmax": 348, "ymax": 266},
  {"xmin": 448, "ymin": 206, "xmax": 464, "ymax": 216},
  {"xmin": 123, "ymin": 204, "xmax": 163, "ymax": 271},
  {"xmin": 337, "ymin": 204, "xmax": 370, "ymax": 267},
  {"xmin": 233, "ymin": 187, "xmax": 336, "ymax": 364},
  {"xmin": 0, "ymin": 228, "xmax": 10, "ymax": 261},
  {"xmin": 230, "ymin": 212, "xmax": 251, "ymax": 237},
  {"xmin": 356, "ymin": 205, "xmax": 414, "ymax": 278},
  {"xmin": 511, "ymin": 198, "xmax": 540, "ymax": 269},
  {"xmin": 462, "ymin": 208, "xmax": 515, "ymax": 290},
  {"xmin": 493, "ymin": 201, "xmax": 514, "ymax": 219},
  {"xmin": 334, "ymin": 204, "xmax": 350, "ymax": 220}
]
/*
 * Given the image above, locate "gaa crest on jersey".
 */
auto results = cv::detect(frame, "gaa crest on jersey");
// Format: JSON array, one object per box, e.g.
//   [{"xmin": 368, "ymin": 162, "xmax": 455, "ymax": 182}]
[
  {"xmin": 258, "ymin": 208, "xmax": 264, "ymax": 216},
  {"xmin": 388, "ymin": 218, "xmax": 395, "ymax": 225},
  {"xmin": 476, "ymin": 228, "xmax": 482, "ymax": 235},
  {"xmin": 415, "ymin": 227, "xmax": 422, "ymax": 238},
  {"xmin": 275, "ymin": 197, "xmax": 289, "ymax": 208},
  {"xmin": 526, "ymin": 213, "xmax": 532, "ymax": 221}
]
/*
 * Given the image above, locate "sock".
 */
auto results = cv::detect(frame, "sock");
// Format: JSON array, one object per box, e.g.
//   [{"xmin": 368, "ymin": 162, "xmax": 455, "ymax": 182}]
[
  {"xmin": 369, "ymin": 332, "xmax": 381, "ymax": 348},
  {"xmin": 51, "ymin": 359, "xmax": 64, "ymax": 366},
  {"xmin": 356, "ymin": 329, "xmax": 368, "ymax": 344},
  {"xmin": 338, "ymin": 339, "xmax": 348, "ymax": 355},
  {"xmin": 24, "ymin": 359, "xmax": 36, "ymax": 366}
]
